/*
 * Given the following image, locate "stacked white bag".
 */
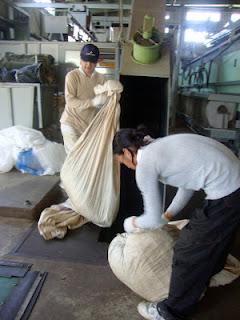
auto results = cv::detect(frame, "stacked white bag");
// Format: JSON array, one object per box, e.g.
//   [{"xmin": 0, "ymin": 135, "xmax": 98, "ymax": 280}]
[
  {"xmin": 0, "ymin": 126, "xmax": 66, "ymax": 175},
  {"xmin": 108, "ymin": 221, "xmax": 240, "ymax": 302}
]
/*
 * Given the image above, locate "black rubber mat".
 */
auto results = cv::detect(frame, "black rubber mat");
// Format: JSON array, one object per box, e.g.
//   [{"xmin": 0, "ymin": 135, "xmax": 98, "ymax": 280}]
[
  {"xmin": 12, "ymin": 223, "xmax": 108, "ymax": 265},
  {"xmin": 0, "ymin": 260, "xmax": 31, "ymax": 277}
]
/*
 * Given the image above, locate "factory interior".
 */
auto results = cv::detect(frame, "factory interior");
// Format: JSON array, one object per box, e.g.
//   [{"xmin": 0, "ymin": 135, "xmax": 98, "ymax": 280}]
[{"xmin": 0, "ymin": 0, "xmax": 240, "ymax": 319}]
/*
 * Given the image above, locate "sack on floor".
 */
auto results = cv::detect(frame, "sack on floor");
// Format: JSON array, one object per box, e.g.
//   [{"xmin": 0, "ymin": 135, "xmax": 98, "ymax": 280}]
[
  {"xmin": 61, "ymin": 80, "xmax": 122, "ymax": 227},
  {"xmin": 38, "ymin": 204, "xmax": 88, "ymax": 240},
  {"xmin": 108, "ymin": 220, "xmax": 240, "ymax": 302}
]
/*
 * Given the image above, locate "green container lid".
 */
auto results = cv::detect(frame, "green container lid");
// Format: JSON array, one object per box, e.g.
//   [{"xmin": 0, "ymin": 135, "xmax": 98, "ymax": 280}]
[{"xmin": 132, "ymin": 32, "xmax": 161, "ymax": 64}]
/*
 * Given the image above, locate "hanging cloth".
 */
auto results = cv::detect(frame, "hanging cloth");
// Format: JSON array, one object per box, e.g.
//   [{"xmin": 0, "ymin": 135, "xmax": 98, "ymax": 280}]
[{"xmin": 60, "ymin": 80, "xmax": 122, "ymax": 227}]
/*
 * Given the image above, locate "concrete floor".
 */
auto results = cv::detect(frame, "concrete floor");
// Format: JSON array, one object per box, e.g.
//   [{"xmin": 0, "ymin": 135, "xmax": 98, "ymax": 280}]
[
  {"xmin": 0, "ymin": 171, "xmax": 240, "ymax": 320},
  {"xmin": 0, "ymin": 216, "xmax": 142, "ymax": 320},
  {"xmin": 0, "ymin": 171, "xmax": 142, "ymax": 320}
]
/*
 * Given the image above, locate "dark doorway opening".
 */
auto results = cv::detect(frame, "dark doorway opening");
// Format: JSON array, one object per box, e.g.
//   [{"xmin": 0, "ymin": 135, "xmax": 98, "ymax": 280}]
[{"xmin": 99, "ymin": 75, "xmax": 169, "ymax": 243}]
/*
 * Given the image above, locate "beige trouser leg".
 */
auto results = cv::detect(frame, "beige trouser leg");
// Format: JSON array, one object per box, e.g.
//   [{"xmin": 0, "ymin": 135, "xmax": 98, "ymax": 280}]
[
  {"xmin": 59, "ymin": 124, "xmax": 80, "ymax": 209},
  {"xmin": 60, "ymin": 123, "xmax": 79, "ymax": 155}
]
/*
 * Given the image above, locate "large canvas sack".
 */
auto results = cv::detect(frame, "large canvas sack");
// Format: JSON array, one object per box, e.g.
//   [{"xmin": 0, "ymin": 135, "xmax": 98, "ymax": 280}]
[
  {"xmin": 61, "ymin": 80, "xmax": 122, "ymax": 227},
  {"xmin": 108, "ymin": 225, "xmax": 179, "ymax": 302},
  {"xmin": 108, "ymin": 222, "xmax": 240, "ymax": 302}
]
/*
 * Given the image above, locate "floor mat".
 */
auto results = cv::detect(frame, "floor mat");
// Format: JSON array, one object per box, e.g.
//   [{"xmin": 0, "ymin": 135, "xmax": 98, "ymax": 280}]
[
  {"xmin": 0, "ymin": 260, "xmax": 47, "ymax": 320},
  {"xmin": 11, "ymin": 223, "xmax": 108, "ymax": 265}
]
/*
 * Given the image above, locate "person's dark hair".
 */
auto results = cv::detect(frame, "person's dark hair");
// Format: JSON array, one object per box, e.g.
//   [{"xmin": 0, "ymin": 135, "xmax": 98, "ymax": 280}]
[{"xmin": 113, "ymin": 128, "xmax": 148, "ymax": 155}]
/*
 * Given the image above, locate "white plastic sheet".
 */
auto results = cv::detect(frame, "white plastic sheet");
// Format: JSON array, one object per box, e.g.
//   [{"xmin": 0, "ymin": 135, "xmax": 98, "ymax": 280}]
[{"xmin": 0, "ymin": 125, "xmax": 66, "ymax": 175}]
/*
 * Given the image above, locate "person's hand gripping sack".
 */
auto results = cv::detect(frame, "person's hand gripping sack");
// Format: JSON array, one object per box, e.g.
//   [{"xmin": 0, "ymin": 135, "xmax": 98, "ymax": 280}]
[
  {"xmin": 124, "ymin": 211, "xmax": 173, "ymax": 234},
  {"xmin": 162, "ymin": 211, "xmax": 173, "ymax": 222},
  {"xmin": 92, "ymin": 93, "xmax": 108, "ymax": 109},
  {"xmin": 124, "ymin": 216, "xmax": 141, "ymax": 233}
]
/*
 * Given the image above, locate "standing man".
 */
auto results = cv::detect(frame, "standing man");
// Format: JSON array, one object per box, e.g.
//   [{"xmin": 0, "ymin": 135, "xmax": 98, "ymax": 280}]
[
  {"xmin": 59, "ymin": 43, "xmax": 107, "ymax": 210},
  {"xmin": 60, "ymin": 43, "xmax": 107, "ymax": 154},
  {"xmin": 113, "ymin": 128, "xmax": 240, "ymax": 320}
]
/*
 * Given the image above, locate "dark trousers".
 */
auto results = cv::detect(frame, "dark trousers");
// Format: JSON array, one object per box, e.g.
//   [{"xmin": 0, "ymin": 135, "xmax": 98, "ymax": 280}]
[{"xmin": 157, "ymin": 187, "xmax": 240, "ymax": 320}]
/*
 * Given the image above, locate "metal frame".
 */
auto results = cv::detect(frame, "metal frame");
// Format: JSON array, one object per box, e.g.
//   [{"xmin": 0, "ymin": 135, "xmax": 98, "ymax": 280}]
[
  {"xmin": 0, "ymin": 40, "xmax": 120, "ymax": 76},
  {"xmin": 0, "ymin": 82, "xmax": 42, "ymax": 128},
  {"xmin": 15, "ymin": 2, "xmax": 132, "ymax": 10}
]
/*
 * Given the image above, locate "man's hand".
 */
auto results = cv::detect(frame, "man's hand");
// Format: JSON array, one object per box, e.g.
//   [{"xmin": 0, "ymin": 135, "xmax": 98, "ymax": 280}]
[{"xmin": 92, "ymin": 93, "xmax": 108, "ymax": 108}]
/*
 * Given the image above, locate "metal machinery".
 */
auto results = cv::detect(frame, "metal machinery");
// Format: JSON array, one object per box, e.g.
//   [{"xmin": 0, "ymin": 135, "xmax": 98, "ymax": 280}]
[
  {"xmin": 178, "ymin": 19, "xmax": 240, "ymax": 155},
  {"xmin": 1, "ymin": 1, "xmax": 132, "ymax": 42}
]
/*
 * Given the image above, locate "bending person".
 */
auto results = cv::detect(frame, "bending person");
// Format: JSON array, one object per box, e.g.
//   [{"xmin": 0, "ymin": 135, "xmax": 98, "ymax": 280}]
[{"xmin": 113, "ymin": 128, "xmax": 240, "ymax": 320}]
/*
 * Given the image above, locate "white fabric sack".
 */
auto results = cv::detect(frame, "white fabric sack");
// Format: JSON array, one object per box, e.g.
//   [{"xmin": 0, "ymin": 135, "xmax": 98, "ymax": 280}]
[
  {"xmin": 61, "ymin": 80, "xmax": 122, "ymax": 227},
  {"xmin": 108, "ymin": 221, "xmax": 240, "ymax": 302}
]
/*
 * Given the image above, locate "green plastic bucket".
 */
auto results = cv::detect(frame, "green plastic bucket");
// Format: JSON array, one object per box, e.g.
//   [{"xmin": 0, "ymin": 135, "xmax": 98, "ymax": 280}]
[{"xmin": 132, "ymin": 32, "xmax": 161, "ymax": 64}]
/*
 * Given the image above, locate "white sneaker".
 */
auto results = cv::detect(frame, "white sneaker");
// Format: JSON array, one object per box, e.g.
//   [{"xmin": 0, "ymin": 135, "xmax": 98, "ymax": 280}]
[{"xmin": 137, "ymin": 301, "xmax": 165, "ymax": 320}]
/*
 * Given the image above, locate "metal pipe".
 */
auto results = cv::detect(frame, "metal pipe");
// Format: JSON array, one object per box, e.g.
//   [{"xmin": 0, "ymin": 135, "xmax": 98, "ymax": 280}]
[
  {"xmin": 15, "ymin": 2, "xmax": 132, "ymax": 10},
  {"xmin": 118, "ymin": 0, "xmax": 123, "ymax": 42},
  {"xmin": 184, "ymin": 31, "xmax": 240, "ymax": 67},
  {"xmin": 3, "ymin": 0, "xmax": 30, "ymax": 17},
  {"xmin": 180, "ymin": 80, "xmax": 240, "ymax": 89},
  {"xmin": 170, "ymin": 4, "xmax": 186, "ymax": 127}
]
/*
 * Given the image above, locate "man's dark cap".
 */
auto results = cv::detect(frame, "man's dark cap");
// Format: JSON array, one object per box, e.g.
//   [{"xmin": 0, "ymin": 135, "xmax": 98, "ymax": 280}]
[{"xmin": 80, "ymin": 44, "xmax": 99, "ymax": 63}]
